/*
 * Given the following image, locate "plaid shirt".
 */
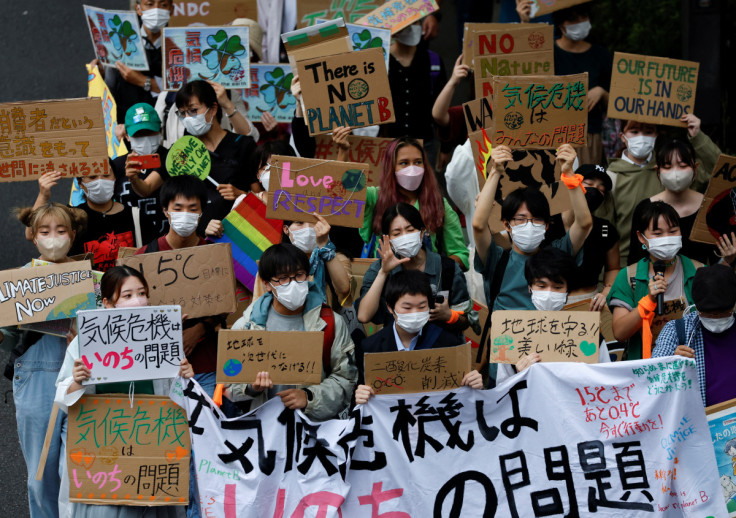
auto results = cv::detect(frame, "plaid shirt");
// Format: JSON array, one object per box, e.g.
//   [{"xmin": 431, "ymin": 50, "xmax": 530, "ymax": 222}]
[{"xmin": 652, "ymin": 312, "xmax": 706, "ymax": 406}]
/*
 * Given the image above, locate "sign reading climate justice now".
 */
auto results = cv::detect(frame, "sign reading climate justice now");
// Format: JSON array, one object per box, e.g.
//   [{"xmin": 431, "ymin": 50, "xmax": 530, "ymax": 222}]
[
  {"xmin": 608, "ymin": 52, "xmax": 699, "ymax": 127},
  {"xmin": 171, "ymin": 357, "xmax": 728, "ymax": 516}
]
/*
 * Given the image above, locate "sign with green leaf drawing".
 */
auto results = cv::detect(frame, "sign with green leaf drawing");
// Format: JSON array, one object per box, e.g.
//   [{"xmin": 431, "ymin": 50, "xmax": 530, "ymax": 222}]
[
  {"xmin": 163, "ymin": 26, "xmax": 250, "ymax": 91},
  {"xmin": 241, "ymin": 65, "xmax": 297, "ymax": 123},
  {"xmin": 315, "ymin": 19, "xmax": 391, "ymax": 71},
  {"xmin": 83, "ymin": 5, "xmax": 149, "ymax": 71}
]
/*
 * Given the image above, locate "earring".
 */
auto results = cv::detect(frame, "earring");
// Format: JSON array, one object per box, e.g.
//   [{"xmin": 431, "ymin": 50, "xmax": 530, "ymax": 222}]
[{"xmin": 642, "ymin": 244, "xmax": 647, "ymax": 250}]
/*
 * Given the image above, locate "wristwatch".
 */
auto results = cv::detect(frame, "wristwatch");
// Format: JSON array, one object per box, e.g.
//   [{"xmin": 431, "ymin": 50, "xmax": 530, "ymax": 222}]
[{"xmin": 143, "ymin": 77, "xmax": 151, "ymax": 92}]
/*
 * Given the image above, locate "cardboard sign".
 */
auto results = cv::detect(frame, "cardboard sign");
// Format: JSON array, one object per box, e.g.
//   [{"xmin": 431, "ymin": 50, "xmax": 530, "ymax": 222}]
[
  {"xmin": 462, "ymin": 22, "xmax": 533, "ymax": 66},
  {"xmin": 0, "ymin": 98, "xmax": 109, "ymax": 181},
  {"xmin": 691, "ymin": 154, "xmax": 736, "ymax": 245},
  {"xmin": 118, "ymin": 243, "xmax": 236, "ymax": 319},
  {"xmin": 316, "ymin": 19, "xmax": 391, "ymax": 71},
  {"xmin": 217, "ymin": 330, "xmax": 323, "ymax": 385},
  {"xmin": 0, "ymin": 261, "xmax": 96, "ymax": 327},
  {"xmin": 297, "ymin": 47, "xmax": 395, "ymax": 135},
  {"xmin": 490, "ymin": 310, "xmax": 600, "ymax": 364},
  {"xmin": 487, "ymin": 180, "xmax": 571, "ymax": 233},
  {"xmin": 87, "ymin": 64, "xmax": 127, "ymax": 160},
  {"xmin": 355, "ymin": 0, "xmax": 439, "ymax": 34},
  {"xmin": 364, "ymin": 343, "xmax": 471, "ymax": 394},
  {"xmin": 282, "ymin": 19, "xmax": 352, "ymax": 75},
  {"xmin": 265, "ymin": 155, "xmax": 369, "ymax": 228},
  {"xmin": 462, "ymin": 301, "xmax": 489, "ymax": 348},
  {"xmin": 651, "ymin": 299, "xmax": 686, "ymax": 340},
  {"xmin": 163, "ymin": 26, "xmax": 250, "ymax": 91},
  {"xmin": 491, "ymin": 73, "xmax": 588, "ymax": 149},
  {"xmin": 83, "ymin": 5, "xmax": 149, "ymax": 71},
  {"xmin": 463, "ymin": 97, "xmax": 493, "ymax": 135},
  {"xmin": 297, "ymin": 0, "xmax": 383, "ymax": 27},
  {"xmin": 67, "ymin": 395, "xmax": 190, "ymax": 506},
  {"xmin": 241, "ymin": 64, "xmax": 297, "ymax": 123},
  {"xmin": 608, "ymin": 52, "xmax": 699, "ymax": 127},
  {"xmin": 166, "ymin": 136, "xmax": 211, "ymax": 181},
  {"xmin": 476, "ymin": 51, "xmax": 554, "ymax": 99},
  {"xmin": 530, "ymin": 0, "xmax": 591, "ymax": 18},
  {"xmin": 77, "ymin": 306, "xmax": 184, "ymax": 385},
  {"xmin": 706, "ymin": 397, "xmax": 736, "ymax": 517},
  {"xmin": 170, "ymin": 0, "xmax": 257, "ymax": 27}
]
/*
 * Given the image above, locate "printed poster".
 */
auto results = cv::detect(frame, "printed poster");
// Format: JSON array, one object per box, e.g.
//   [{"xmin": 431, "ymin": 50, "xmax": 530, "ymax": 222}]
[
  {"xmin": 241, "ymin": 64, "xmax": 297, "ymax": 123},
  {"xmin": 83, "ymin": 5, "xmax": 149, "ymax": 71}
]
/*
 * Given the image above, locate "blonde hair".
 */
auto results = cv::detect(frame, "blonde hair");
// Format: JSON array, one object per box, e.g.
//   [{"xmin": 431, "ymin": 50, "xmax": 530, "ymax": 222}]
[{"xmin": 15, "ymin": 203, "xmax": 87, "ymax": 237}]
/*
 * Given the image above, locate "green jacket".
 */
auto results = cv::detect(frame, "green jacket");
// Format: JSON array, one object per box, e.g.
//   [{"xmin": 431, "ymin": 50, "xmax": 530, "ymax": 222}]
[
  {"xmin": 596, "ymin": 131, "xmax": 721, "ymax": 267},
  {"xmin": 360, "ymin": 186, "xmax": 470, "ymax": 270}
]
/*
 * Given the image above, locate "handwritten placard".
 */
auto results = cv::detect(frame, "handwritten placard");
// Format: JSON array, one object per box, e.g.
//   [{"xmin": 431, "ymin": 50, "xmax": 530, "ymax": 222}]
[
  {"xmin": 297, "ymin": 47, "xmax": 394, "ymax": 135},
  {"xmin": 0, "ymin": 98, "xmax": 109, "ymax": 181},
  {"xmin": 166, "ymin": 136, "xmax": 212, "ymax": 181},
  {"xmin": 463, "ymin": 97, "xmax": 493, "ymax": 135},
  {"xmin": 364, "ymin": 343, "xmax": 471, "ymax": 394},
  {"xmin": 77, "ymin": 306, "xmax": 183, "ymax": 385},
  {"xmin": 67, "ymin": 395, "xmax": 190, "ymax": 506},
  {"xmin": 170, "ymin": 0, "xmax": 257, "ymax": 27},
  {"xmin": 691, "ymin": 154, "xmax": 736, "ymax": 245},
  {"xmin": 118, "ymin": 243, "xmax": 236, "ymax": 319},
  {"xmin": 315, "ymin": 18, "xmax": 391, "ymax": 71},
  {"xmin": 265, "ymin": 155, "xmax": 369, "ymax": 228},
  {"xmin": 216, "ymin": 330, "xmax": 323, "ymax": 384},
  {"xmin": 706, "ymin": 397, "xmax": 736, "ymax": 517},
  {"xmin": 83, "ymin": 5, "xmax": 149, "ymax": 71},
  {"xmin": 608, "ymin": 52, "xmax": 699, "ymax": 127},
  {"xmin": 87, "ymin": 64, "xmax": 127, "ymax": 160},
  {"xmin": 491, "ymin": 73, "xmax": 588, "ymax": 149},
  {"xmin": 241, "ymin": 64, "xmax": 297, "ymax": 123},
  {"xmin": 282, "ymin": 20, "xmax": 352, "ymax": 75},
  {"xmin": 297, "ymin": 0, "xmax": 383, "ymax": 27},
  {"xmin": 163, "ymin": 26, "xmax": 250, "ymax": 91},
  {"xmin": 355, "ymin": 0, "xmax": 439, "ymax": 34},
  {"xmin": 529, "ymin": 0, "xmax": 591, "ymax": 17}
]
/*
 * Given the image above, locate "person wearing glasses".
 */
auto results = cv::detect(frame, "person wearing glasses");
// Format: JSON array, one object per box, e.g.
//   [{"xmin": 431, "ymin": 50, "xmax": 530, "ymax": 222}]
[{"xmin": 227, "ymin": 243, "xmax": 358, "ymax": 420}]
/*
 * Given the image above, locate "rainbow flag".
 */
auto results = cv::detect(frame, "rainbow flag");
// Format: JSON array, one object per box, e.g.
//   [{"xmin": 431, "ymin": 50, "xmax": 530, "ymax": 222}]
[{"xmin": 211, "ymin": 194, "xmax": 283, "ymax": 291}]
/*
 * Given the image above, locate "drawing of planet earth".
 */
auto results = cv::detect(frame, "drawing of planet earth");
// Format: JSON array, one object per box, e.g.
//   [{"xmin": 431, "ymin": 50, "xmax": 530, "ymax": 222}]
[{"xmin": 223, "ymin": 359, "xmax": 243, "ymax": 377}]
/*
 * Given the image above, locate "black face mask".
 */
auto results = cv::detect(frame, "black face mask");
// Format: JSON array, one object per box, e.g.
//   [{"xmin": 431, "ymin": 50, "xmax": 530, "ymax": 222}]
[{"xmin": 585, "ymin": 188, "xmax": 604, "ymax": 213}]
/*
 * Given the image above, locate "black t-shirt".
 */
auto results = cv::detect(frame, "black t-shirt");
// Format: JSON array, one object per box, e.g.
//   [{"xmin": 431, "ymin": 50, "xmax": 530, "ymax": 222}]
[
  {"xmin": 111, "ymin": 146, "xmax": 170, "ymax": 245},
  {"xmin": 70, "ymin": 203, "xmax": 136, "ymax": 271}
]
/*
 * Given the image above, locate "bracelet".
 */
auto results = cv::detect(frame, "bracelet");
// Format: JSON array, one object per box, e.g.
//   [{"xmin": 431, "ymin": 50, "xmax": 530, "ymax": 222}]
[
  {"xmin": 560, "ymin": 173, "xmax": 586, "ymax": 193},
  {"xmin": 226, "ymin": 109, "xmax": 238, "ymax": 118},
  {"xmin": 446, "ymin": 309, "xmax": 461, "ymax": 325}
]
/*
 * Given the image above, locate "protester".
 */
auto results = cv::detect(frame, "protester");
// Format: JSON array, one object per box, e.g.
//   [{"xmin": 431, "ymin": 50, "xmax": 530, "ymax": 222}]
[
  {"xmin": 653, "ymin": 264, "xmax": 736, "ymax": 407},
  {"xmin": 1, "ymin": 203, "xmax": 86, "ymax": 518}
]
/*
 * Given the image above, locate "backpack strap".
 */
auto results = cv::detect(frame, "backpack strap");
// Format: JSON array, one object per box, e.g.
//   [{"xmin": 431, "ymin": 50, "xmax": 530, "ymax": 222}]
[
  {"xmin": 428, "ymin": 50, "xmax": 441, "ymax": 97},
  {"xmin": 320, "ymin": 305, "xmax": 336, "ymax": 376},
  {"xmin": 475, "ymin": 248, "xmax": 511, "ymax": 363},
  {"xmin": 439, "ymin": 255, "xmax": 456, "ymax": 298},
  {"xmin": 675, "ymin": 318, "xmax": 686, "ymax": 347}
]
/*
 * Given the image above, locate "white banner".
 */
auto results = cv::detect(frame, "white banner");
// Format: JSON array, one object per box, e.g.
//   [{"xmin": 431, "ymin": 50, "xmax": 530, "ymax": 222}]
[{"xmin": 170, "ymin": 357, "xmax": 727, "ymax": 517}]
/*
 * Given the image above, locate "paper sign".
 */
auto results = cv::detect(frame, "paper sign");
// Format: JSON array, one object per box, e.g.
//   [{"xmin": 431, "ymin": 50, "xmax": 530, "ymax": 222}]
[
  {"xmin": 282, "ymin": 19, "xmax": 352, "ymax": 75},
  {"xmin": 297, "ymin": 0, "xmax": 383, "ymax": 27},
  {"xmin": 297, "ymin": 47, "xmax": 395, "ymax": 135},
  {"xmin": 265, "ymin": 155, "xmax": 369, "ymax": 228},
  {"xmin": 170, "ymin": 0, "xmax": 257, "ymax": 27},
  {"xmin": 355, "ymin": 0, "xmax": 439, "ymax": 34},
  {"xmin": 83, "ymin": 5, "xmax": 149, "ymax": 71},
  {"xmin": 166, "ymin": 136, "xmax": 212, "ymax": 181},
  {"xmin": 241, "ymin": 64, "xmax": 297, "ymax": 123},
  {"xmin": 0, "ymin": 98, "xmax": 109, "ymax": 181},
  {"xmin": 608, "ymin": 52, "xmax": 699, "ymax": 127},
  {"xmin": 490, "ymin": 310, "xmax": 600, "ymax": 363},
  {"xmin": 691, "ymin": 154, "xmax": 736, "ymax": 245},
  {"xmin": 217, "ymin": 330, "xmax": 323, "ymax": 384},
  {"xmin": 0, "ymin": 261, "xmax": 96, "ymax": 327},
  {"xmin": 163, "ymin": 26, "xmax": 250, "ymax": 91},
  {"xmin": 364, "ymin": 343, "xmax": 471, "ymax": 394},
  {"xmin": 530, "ymin": 0, "xmax": 591, "ymax": 17},
  {"xmin": 67, "ymin": 395, "xmax": 190, "ymax": 506},
  {"xmin": 463, "ymin": 97, "xmax": 493, "ymax": 135},
  {"xmin": 118, "ymin": 243, "xmax": 236, "ymax": 319},
  {"xmin": 706, "ymin": 397, "xmax": 736, "ymax": 517},
  {"xmin": 77, "ymin": 306, "xmax": 183, "ymax": 385},
  {"xmin": 87, "ymin": 64, "xmax": 127, "ymax": 160},
  {"xmin": 491, "ymin": 73, "xmax": 588, "ymax": 149}
]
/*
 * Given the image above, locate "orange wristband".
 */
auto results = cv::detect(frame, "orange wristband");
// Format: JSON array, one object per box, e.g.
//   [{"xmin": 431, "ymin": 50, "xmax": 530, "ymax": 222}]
[
  {"xmin": 446, "ymin": 310, "xmax": 461, "ymax": 325},
  {"xmin": 560, "ymin": 173, "xmax": 586, "ymax": 193}
]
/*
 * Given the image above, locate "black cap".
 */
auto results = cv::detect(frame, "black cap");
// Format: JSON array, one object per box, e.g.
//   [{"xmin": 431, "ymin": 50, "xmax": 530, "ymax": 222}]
[
  {"xmin": 576, "ymin": 164, "xmax": 613, "ymax": 193},
  {"xmin": 693, "ymin": 264, "xmax": 736, "ymax": 313}
]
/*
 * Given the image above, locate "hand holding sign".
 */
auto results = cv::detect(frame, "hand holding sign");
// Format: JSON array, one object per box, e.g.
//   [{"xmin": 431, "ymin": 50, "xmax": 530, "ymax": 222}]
[{"xmin": 166, "ymin": 135, "xmax": 218, "ymax": 187}]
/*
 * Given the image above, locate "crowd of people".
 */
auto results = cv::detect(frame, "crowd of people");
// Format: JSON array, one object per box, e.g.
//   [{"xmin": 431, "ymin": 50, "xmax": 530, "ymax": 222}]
[{"xmin": 1, "ymin": 0, "xmax": 735, "ymax": 517}]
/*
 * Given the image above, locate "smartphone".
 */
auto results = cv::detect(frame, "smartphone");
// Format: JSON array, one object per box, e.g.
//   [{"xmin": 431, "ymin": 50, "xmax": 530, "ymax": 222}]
[{"xmin": 136, "ymin": 154, "xmax": 161, "ymax": 170}]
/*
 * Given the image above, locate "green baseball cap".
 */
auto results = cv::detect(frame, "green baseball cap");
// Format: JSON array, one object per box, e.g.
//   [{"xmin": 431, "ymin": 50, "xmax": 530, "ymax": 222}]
[{"xmin": 125, "ymin": 103, "xmax": 161, "ymax": 136}]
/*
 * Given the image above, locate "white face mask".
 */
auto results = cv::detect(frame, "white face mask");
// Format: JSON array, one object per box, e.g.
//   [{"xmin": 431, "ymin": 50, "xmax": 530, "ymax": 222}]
[
  {"xmin": 290, "ymin": 227, "xmax": 317, "ymax": 253},
  {"xmin": 272, "ymin": 280, "xmax": 309, "ymax": 311},
  {"xmin": 140, "ymin": 8, "xmax": 170, "ymax": 33},
  {"xmin": 394, "ymin": 310, "xmax": 430, "ymax": 334},
  {"xmin": 395, "ymin": 165, "xmax": 425, "ymax": 191},
  {"xmin": 130, "ymin": 134, "xmax": 162, "ymax": 156},
  {"xmin": 644, "ymin": 235, "xmax": 682, "ymax": 261},
  {"xmin": 35, "ymin": 236, "xmax": 72, "ymax": 262},
  {"xmin": 511, "ymin": 221, "xmax": 546, "ymax": 253},
  {"xmin": 394, "ymin": 24, "xmax": 422, "ymax": 46},
  {"xmin": 625, "ymin": 135, "xmax": 656, "ymax": 159},
  {"xmin": 84, "ymin": 179, "xmax": 116, "ymax": 204},
  {"xmin": 182, "ymin": 108, "xmax": 213, "ymax": 136},
  {"xmin": 699, "ymin": 313, "xmax": 735, "ymax": 334},
  {"xmin": 390, "ymin": 231, "xmax": 423, "ymax": 259},
  {"xmin": 259, "ymin": 170, "xmax": 271, "ymax": 191},
  {"xmin": 564, "ymin": 20, "xmax": 591, "ymax": 41},
  {"xmin": 169, "ymin": 211, "xmax": 200, "ymax": 237},
  {"xmin": 659, "ymin": 168, "xmax": 694, "ymax": 193},
  {"xmin": 531, "ymin": 290, "xmax": 568, "ymax": 312}
]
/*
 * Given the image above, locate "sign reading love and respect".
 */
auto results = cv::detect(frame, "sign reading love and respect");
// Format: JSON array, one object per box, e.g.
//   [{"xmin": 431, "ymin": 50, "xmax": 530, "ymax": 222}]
[
  {"xmin": 68, "ymin": 395, "xmax": 190, "ymax": 506},
  {"xmin": 491, "ymin": 73, "xmax": 588, "ymax": 149},
  {"xmin": 608, "ymin": 52, "xmax": 699, "ymax": 127},
  {"xmin": 297, "ymin": 47, "xmax": 394, "ymax": 135},
  {"xmin": 355, "ymin": 0, "xmax": 439, "ymax": 34},
  {"xmin": 490, "ymin": 310, "xmax": 600, "ymax": 363},
  {"xmin": 265, "ymin": 155, "xmax": 369, "ymax": 228},
  {"xmin": 217, "ymin": 330, "xmax": 323, "ymax": 385},
  {"xmin": 691, "ymin": 154, "xmax": 736, "ymax": 245}
]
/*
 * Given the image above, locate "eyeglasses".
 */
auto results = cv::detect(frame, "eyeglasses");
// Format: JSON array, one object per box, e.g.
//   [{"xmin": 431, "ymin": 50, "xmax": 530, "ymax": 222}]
[
  {"xmin": 176, "ymin": 106, "xmax": 208, "ymax": 119},
  {"xmin": 510, "ymin": 216, "xmax": 546, "ymax": 227},
  {"xmin": 270, "ymin": 271, "xmax": 308, "ymax": 286}
]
